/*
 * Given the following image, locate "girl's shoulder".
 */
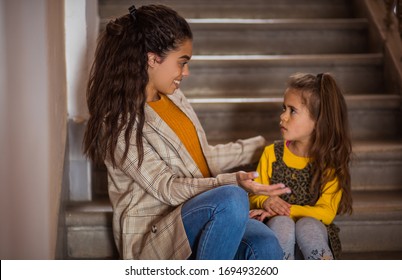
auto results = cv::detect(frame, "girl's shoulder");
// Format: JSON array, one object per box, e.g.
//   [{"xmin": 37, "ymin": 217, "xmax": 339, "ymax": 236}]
[{"xmin": 262, "ymin": 141, "xmax": 284, "ymax": 161}]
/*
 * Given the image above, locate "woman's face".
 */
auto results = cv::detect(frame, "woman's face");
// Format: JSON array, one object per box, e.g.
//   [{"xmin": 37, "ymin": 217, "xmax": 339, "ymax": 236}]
[{"xmin": 146, "ymin": 39, "xmax": 193, "ymax": 102}]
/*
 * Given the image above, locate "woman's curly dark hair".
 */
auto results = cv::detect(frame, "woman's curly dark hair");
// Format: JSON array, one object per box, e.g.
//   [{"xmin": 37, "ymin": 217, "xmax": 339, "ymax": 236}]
[{"xmin": 83, "ymin": 5, "xmax": 192, "ymax": 168}]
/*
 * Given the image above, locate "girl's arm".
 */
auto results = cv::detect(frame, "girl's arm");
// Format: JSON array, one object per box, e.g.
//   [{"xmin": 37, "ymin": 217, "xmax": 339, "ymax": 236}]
[
  {"xmin": 248, "ymin": 146, "xmax": 271, "ymax": 209},
  {"xmin": 290, "ymin": 178, "xmax": 342, "ymax": 225}
]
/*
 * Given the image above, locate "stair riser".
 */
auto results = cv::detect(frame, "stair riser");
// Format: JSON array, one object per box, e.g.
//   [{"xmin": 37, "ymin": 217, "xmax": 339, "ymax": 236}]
[
  {"xmin": 67, "ymin": 227, "xmax": 117, "ymax": 259},
  {"xmin": 351, "ymin": 163, "xmax": 402, "ymax": 191},
  {"xmin": 338, "ymin": 221, "xmax": 402, "ymax": 253},
  {"xmin": 181, "ymin": 60, "xmax": 384, "ymax": 97},
  {"xmin": 100, "ymin": 0, "xmax": 353, "ymax": 19},
  {"xmin": 91, "ymin": 141, "xmax": 402, "ymax": 199},
  {"xmin": 191, "ymin": 104, "xmax": 401, "ymax": 142},
  {"xmin": 191, "ymin": 25, "xmax": 368, "ymax": 55},
  {"xmin": 65, "ymin": 222, "xmax": 402, "ymax": 259},
  {"xmin": 91, "ymin": 162, "xmax": 402, "ymax": 197}
]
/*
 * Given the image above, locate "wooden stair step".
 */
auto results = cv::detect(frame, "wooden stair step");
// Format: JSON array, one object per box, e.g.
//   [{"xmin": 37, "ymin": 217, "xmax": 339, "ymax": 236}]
[
  {"xmin": 99, "ymin": 0, "xmax": 355, "ymax": 20},
  {"xmin": 188, "ymin": 95, "xmax": 401, "ymax": 142},
  {"xmin": 99, "ymin": 18, "xmax": 369, "ymax": 55},
  {"xmin": 336, "ymin": 190, "xmax": 402, "ymax": 253},
  {"xmin": 90, "ymin": 140, "xmax": 402, "ymax": 199},
  {"xmin": 188, "ymin": 18, "xmax": 369, "ymax": 55},
  {"xmin": 65, "ymin": 189, "xmax": 402, "ymax": 259},
  {"xmin": 181, "ymin": 54, "xmax": 385, "ymax": 96}
]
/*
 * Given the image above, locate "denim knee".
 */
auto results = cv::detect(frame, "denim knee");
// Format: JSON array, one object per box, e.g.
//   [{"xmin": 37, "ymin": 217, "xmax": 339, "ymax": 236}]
[
  {"xmin": 235, "ymin": 219, "xmax": 283, "ymax": 260},
  {"xmin": 214, "ymin": 185, "xmax": 249, "ymax": 223}
]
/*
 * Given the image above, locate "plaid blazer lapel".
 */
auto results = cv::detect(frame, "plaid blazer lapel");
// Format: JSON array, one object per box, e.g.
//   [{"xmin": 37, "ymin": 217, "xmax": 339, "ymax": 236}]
[
  {"xmin": 144, "ymin": 103, "xmax": 203, "ymax": 178},
  {"xmin": 168, "ymin": 90, "xmax": 221, "ymax": 175}
]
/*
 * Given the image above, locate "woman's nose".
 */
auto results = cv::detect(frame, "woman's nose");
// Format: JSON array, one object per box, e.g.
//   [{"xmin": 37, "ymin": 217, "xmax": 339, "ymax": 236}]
[{"xmin": 182, "ymin": 64, "xmax": 190, "ymax": 77}]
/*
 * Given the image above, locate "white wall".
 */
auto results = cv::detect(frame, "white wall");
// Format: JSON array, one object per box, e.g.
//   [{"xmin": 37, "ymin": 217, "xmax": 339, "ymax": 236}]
[
  {"xmin": 65, "ymin": 0, "xmax": 98, "ymax": 201},
  {"xmin": 0, "ymin": 0, "xmax": 10, "ymax": 258},
  {"xmin": 0, "ymin": 0, "xmax": 67, "ymax": 259},
  {"xmin": 65, "ymin": 0, "xmax": 98, "ymax": 122},
  {"xmin": 0, "ymin": 0, "xmax": 98, "ymax": 259}
]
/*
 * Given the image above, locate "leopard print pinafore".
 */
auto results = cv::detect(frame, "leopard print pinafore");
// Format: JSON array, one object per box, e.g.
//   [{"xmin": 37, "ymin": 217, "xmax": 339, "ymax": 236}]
[{"xmin": 270, "ymin": 141, "xmax": 342, "ymax": 259}]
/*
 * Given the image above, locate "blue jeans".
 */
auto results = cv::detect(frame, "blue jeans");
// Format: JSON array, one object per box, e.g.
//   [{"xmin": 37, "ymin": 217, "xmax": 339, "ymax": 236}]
[{"xmin": 181, "ymin": 185, "xmax": 283, "ymax": 260}]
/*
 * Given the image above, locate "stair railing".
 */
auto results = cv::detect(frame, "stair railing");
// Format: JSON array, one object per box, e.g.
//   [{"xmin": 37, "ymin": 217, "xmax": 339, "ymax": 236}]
[{"xmin": 384, "ymin": 0, "xmax": 402, "ymax": 38}]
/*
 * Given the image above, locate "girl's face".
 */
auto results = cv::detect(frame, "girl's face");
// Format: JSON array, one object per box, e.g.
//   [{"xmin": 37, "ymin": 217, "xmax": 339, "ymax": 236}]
[
  {"xmin": 146, "ymin": 39, "xmax": 193, "ymax": 102},
  {"xmin": 280, "ymin": 88, "xmax": 316, "ymax": 145}
]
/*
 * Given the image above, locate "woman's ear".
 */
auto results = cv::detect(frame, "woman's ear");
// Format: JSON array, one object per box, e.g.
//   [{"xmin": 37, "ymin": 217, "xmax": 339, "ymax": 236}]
[{"xmin": 147, "ymin": 53, "xmax": 157, "ymax": 67}]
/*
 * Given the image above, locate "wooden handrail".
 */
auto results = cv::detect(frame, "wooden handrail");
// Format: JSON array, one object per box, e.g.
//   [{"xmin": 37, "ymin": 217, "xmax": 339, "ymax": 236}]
[{"xmin": 384, "ymin": 0, "xmax": 402, "ymax": 38}]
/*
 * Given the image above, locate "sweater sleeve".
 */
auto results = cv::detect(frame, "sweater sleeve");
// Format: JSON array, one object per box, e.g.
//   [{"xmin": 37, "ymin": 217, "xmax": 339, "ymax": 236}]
[
  {"xmin": 248, "ymin": 145, "xmax": 274, "ymax": 209},
  {"xmin": 290, "ymin": 178, "xmax": 342, "ymax": 225}
]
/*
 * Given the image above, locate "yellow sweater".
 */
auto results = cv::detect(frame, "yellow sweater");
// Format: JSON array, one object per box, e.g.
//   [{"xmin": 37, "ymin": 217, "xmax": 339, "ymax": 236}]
[
  {"xmin": 249, "ymin": 142, "xmax": 342, "ymax": 225},
  {"xmin": 148, "ymin": 94, "xmax": 211, "ymax": 178}
]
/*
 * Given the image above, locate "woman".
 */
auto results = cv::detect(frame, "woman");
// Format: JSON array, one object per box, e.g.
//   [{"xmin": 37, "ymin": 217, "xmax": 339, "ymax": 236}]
[{"xmin": 83, "ymin": 4, "xmax": 290, "ymax": 260}]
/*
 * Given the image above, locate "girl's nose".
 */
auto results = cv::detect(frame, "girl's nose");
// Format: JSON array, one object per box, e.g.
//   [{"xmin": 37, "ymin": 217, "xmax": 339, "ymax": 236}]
[{"xmin": 280, "ymin": 112, "xmax": 287, "ymax": 122}]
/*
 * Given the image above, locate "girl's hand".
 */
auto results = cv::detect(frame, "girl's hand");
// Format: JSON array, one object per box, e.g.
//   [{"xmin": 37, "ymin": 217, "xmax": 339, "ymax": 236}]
[
  {"xmin": 249, "ymin": 209, "xmax": 273, "ymax": 222},
  {"xmin": 236, "ymin": 171, "xmax": 291, "ymax": 196},
  {"xmin": 262, "ymin": 196, "xmax": 291, "ymax": 216}
]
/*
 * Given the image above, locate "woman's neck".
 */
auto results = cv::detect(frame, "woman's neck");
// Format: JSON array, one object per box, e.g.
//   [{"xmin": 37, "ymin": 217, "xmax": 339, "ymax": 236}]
[{"xmin": 147, "ymin": 91, "xmax": 161, "ymax": 102}]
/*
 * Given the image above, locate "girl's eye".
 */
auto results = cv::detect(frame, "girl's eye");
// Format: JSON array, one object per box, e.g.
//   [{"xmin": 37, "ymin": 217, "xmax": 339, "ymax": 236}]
[
  {"xmin": 282, "ymin": 105, "xmax": 286, "ymax": 111},
  {"xmin": 290, "ymin": 108, "xmax": 296, "ymax": 114}
]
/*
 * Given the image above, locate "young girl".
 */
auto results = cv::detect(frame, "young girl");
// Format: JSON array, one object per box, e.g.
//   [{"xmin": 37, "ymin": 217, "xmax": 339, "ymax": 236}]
[
  {"xmin": 83, "ymin": 4, "xmax": 289, "ymax": 260},
  {"xmin": 249, "ymin": 72, "xmax": 353, "ymax": 260}
]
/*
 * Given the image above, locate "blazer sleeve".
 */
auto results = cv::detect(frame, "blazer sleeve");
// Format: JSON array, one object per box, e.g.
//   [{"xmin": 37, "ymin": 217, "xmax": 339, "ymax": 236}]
[
  {"xmin": 112, "ymin": 131, "xmax": 238, "ymax": 207},
  {"xmin": 206, "ymin": 135, "xmax": 266, "ymax": 174}
]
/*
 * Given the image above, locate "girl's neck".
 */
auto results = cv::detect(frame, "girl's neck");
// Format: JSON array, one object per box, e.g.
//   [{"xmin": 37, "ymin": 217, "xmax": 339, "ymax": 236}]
[{"xmin": 287, "ymin": 140, "xmax": 310, "ymax": 158}]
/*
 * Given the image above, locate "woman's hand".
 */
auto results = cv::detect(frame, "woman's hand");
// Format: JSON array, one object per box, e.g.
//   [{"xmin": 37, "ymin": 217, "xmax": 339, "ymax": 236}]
[
  {"xmin": 236, "ymin": 171, "xmax": 291, "ymax": 196},
  {"xmin": 262, "ymin": 196, "xmax": 291, "ymax": 216}
]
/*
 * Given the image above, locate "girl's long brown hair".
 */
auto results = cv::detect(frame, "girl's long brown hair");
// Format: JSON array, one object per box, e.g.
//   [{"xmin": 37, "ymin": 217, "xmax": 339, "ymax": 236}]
[
  {"xmin": 288, "ymin": 73, "xmax": 353, "ymax": 215},
  {"xmin": 83, "ymin": 5, "xmax": 192, "ymax": 168}
]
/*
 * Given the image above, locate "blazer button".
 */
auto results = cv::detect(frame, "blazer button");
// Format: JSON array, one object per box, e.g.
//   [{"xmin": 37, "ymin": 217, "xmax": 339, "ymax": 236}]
[{"xmin": 151, "ymin": 225, "xmax": 157, "ymax": 233}]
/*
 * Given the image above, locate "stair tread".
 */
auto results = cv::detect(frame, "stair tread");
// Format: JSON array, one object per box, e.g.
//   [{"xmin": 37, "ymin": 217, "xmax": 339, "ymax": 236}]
[
  {"xmin": 99, "ymin": 0, "xmax": 355, "ymax": 20},
  {"xmin": 351, "ymin": 190, "xmax": 402, "ymax": 211},
  {"xmin": 191, "ymin": 53, "xmax": 382, "ymax": 63},
  {"xmin": 342, "ymin": 251, "xmax": 402, "ymax": 260},
  {"xmin": 100, "ymin": 17, "xmax": 368, "ymax": 28},
  {"xmin": 66, "ymin": 190, "xmax": 402, "ymax": 222},
  {"xmin": 189, "ymin": 94, "xmax": 400, "ymax": 103},
  {"xmin": 188, "ymin": 18, "xmax": 367, "ymax": 25}
]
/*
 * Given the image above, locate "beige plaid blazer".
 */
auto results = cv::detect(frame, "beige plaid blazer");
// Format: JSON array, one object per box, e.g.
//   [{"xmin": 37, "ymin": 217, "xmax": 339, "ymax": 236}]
[{"xmin": 105, "ymin": 89, "xmax": 265, "ymax": 259}]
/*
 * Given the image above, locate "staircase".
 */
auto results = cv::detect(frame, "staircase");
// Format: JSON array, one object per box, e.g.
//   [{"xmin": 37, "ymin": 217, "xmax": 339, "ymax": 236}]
[{"xmin": 64, "ymin": 0, "xmax": 402, "ymax": 259}]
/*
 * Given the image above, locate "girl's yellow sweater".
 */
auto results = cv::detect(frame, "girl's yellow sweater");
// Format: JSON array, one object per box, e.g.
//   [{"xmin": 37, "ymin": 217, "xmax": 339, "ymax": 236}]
[{"xmin": 249, "ymin": 142, "xmax": 342, "ymax": 225}]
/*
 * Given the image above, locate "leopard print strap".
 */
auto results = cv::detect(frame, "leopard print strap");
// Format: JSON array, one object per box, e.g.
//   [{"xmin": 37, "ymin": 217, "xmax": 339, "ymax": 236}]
[
  {"xmin": 270, "ymin": 140, "xmax": 342, "ymax": 259},
  {"xmin": 271, "ymin": 141, "xmax": 314, "ymax": 205}
]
